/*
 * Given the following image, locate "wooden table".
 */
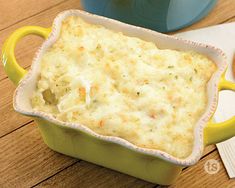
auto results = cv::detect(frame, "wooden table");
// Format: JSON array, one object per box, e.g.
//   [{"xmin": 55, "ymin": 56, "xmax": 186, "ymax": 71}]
[{"xmin": 1, "ymin": 1, "xmax": 235, "ymax": 187}]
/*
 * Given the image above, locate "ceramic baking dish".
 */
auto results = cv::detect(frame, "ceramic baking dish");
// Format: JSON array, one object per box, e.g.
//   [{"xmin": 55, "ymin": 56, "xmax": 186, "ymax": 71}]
[{"xmin": 2, "ymin": 10, "xmax": 235, "ymax": 185}]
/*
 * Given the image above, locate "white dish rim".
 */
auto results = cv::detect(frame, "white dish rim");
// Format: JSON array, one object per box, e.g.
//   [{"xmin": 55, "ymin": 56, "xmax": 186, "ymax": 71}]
[{"xmin": 13, "ymin": 9, "xmax": 227, "ymax": 166}]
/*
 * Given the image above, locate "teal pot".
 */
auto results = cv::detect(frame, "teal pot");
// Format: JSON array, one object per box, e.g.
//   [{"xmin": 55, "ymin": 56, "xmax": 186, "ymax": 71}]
[{"xmin": 81, "ymin": 0, "xmax": 217, "ymax": 32}]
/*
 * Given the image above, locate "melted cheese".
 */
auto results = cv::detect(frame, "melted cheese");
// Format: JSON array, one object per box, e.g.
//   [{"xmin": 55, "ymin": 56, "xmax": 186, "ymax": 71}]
[{"xmin": 31, "ymin": 16, "xmax": 216, "ymax": 159}]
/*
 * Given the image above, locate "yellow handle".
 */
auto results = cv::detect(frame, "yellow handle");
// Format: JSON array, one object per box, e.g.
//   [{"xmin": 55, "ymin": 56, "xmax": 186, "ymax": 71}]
[
  {"xmin": 1, "ymin": 26, "xmax": 51, "ymax": 85},
  {"xmin": 204, "ymin": 73, "xmax": 235, "ymax": 146}
]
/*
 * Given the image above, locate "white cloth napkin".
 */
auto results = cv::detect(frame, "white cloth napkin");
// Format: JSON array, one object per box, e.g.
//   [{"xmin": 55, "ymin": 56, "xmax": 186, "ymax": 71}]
[{"xmin": 174, "ymin": 23, "xmax": 235, "ymax": 178}]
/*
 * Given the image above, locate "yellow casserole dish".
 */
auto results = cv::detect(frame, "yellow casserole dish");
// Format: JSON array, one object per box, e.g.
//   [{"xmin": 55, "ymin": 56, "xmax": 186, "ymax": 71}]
[{"xmin": 2, "ymin": 10, "xmax": 235, "ymax": 185}]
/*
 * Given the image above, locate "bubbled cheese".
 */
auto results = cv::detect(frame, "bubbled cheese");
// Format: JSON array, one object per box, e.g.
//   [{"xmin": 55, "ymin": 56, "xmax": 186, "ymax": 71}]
[{"xmin": 31, "ymin": 16, "xmax": 216, "ymax": 159}]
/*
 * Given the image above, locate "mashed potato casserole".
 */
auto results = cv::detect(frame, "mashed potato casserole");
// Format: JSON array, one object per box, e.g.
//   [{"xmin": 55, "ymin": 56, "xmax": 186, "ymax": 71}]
[{"xmin": 31, "ymin": 16, "xmax": 216, "ymax": 158}]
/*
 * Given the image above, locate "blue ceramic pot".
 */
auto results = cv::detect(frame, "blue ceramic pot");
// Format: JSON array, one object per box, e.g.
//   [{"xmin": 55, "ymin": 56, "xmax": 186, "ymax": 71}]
[{"xmin": 81, "ymin": 0, "xmax": 217, "ymax": 32}]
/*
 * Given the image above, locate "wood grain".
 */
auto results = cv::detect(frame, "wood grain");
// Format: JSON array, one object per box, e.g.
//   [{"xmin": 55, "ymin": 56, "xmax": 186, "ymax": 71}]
[
  {"xmin": 0, "ymin": 79, "xmax": 31, "ymax": 137},
  {"xmin": 203, "ymin": 145, "xmax": 216, "ymax": 157},
  {"xmin": 1, "ymin": 0, "xmax": 235, "ymax": 187},
  {"xmin": 224, "ymin": 15, "xmax": 235, "ymax": 23},
  {"xmin": 0, "ymin": 121, "xmax": 78, "ymax": 187},
  {"xmin": 34, "ymin": 161, "xmax": 155, "ymax": 188},
  {"xmin": 0, "ymin": 0, "xmax": 65, "ymax": 30},
  {"xmin": 169, "ymin": 150, "xmax": 235, "ymax": 188}
]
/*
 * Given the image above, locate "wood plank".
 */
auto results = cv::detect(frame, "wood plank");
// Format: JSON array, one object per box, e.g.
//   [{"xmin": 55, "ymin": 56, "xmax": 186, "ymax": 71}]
[
  {"xmin": 0, "ymin": 0, "xmax": 65, "ymax": 30},
  {"xmin": 0, "ymin": 121, "xmax": 78, "ymax": 187},
  {"xmin": 34, "ymin": 161, "xmax": 155, "ymax": 188},
  {"xmin": 169, "ymin": 150, "xmax": 235, "ymax": 188},
  {"xmin": 203, "ymin": 145, "xmax": 216, "ymax": 157},
  {"xmin": 172, "ymin": 0, "xmax": 235, "ymax": 33},
  {"xmin": 0, "ymin": 1, "xmax": 234, "ymax": 187},
  {"xmin": 0, "ymin": 0, "xmax": 82, "ymax": 80},
  {"xmin": 223, "ymin": 15, "xmax": 235, "ymax": 23},
  {"xmin": 0, "ymin": 79, "xmax": 31, "ymax": 137}
]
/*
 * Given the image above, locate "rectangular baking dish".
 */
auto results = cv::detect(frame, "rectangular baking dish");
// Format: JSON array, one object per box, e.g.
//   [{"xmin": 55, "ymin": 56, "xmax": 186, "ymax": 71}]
[{"xmin": 2, "ymin": 10, "xmax": 235, "ymax": 185}]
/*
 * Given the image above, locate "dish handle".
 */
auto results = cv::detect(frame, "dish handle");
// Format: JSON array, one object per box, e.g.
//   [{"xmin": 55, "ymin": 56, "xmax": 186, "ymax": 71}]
[
  {"xmin": 204, "ymin": 73, "xmax": 235, "ymax": 146},
  {"xmin": 1, "ymin": 26, "xmax": 51, "ymax": 85}
]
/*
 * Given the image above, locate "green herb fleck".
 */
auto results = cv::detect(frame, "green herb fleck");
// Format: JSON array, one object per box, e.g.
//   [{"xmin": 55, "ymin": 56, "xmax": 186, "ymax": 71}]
[
  {"xmin": 96, "ymin": 44, "xmax": 101, "ymax": 49},
  {"xmin": 42, "ymin": 89, "xmax": 57, "ymax": 105},
  {"xmin": 137, "ymin": 92, "xmax": 140, "ymax": 96},
  {"xmin": 175, "ymin": 75, "xmax": 178, "ymax": 79},
  {"xmin": 189, "ymin": 76, "xmax": 193, "ymax": 81},
  {"xmin": 65, "ymin": 88, "xmax": 70, "ymax": 92},
  {"xmin": 168, "ymin": 65, "xmax": 174, "ymax": 68},
  {"xmin": 194, "ymin": 68, "xmax": 198, "ymax": 74}
]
